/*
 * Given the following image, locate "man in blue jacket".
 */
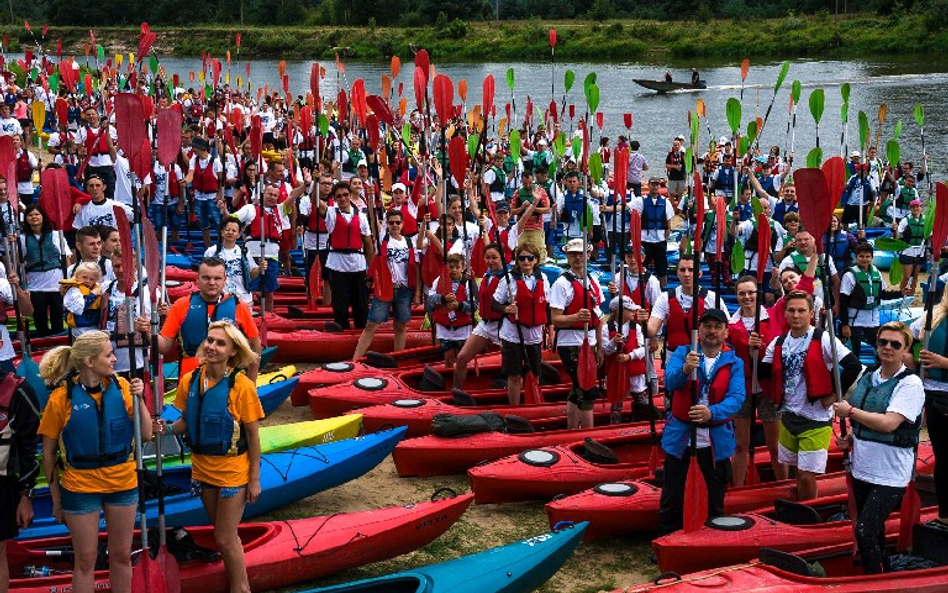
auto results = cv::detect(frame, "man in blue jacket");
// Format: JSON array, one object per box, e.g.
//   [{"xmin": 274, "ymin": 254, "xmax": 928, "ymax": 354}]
[{"xmin": 658, "ymin": 308, "xmax": 746, "ymax": 535}]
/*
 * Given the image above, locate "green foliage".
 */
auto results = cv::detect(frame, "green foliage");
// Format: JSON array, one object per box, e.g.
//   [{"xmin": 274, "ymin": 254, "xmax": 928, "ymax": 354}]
[{"xmin": 587, "ymin": 0, "xmax": 616, "ymax": 21}]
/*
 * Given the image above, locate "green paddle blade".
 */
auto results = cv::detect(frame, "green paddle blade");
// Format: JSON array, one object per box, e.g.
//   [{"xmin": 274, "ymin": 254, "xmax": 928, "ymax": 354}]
[
  {"xmin": 584, "ymin": 72, "xmax": 597, "ymax": 95},
  {"xmin": 739, "ymin": 136, "xmax": 750, "ymax": 156},
  {"xmin": 318, "ymin": 114, "xmax": 330, "ymax": 137},
  {"xmin": 548, "ymin": 159, "xmax": 557, "ymax": 177},
  {"xmin": 886, "ymin": 139, "xmax": 900, "ymax": 166},
  {"xmin": 554, "ymin": 131, "xmax": 566, "ymax": 157},
  {"xmin": 571, "ymin": 138, "xmax": 582, "ymax": 159},
  {"xmin": 894, "ymin": 119, "xmax": 903, "ymax": 141},
  {"xmin": 914, "ymin": 103, "xmax": 925, "ymax": 127},
  {"xmin": 582, "ymin": 203, "xmax": 595, "ymax": 232},
  {"xmin": 840, "ymin": 101, "xmax": 849, "ymax": 125},
  {"xmin": 510, "ymin": 130, "xmax": 521, "ymax": 163},
  {"xmin": 751, "ymin": 195, "xmax": 763, "ymax": 217},
  {"xmin": 588, "ymin": 152, "xmax": 603, "ymax": 185},
  {"xmin": 150, "ymin": 55, "xmax": 158, "ymax": 75},
  {"xmin": 726, "ymin": 98, "xmax": 741, "ymax": 134},
  {"xmin": 747, "ymin": 119, "xmax": 758, "ymax": 144},
  {"xmin": 809, "ymin": 89, "xmax": 825, "ymax": 124},
  {"xmin": 49, "ymin": 72, "xmax": 59, "ymax": 92},
  {"xmin": 925, "ymin": 199, "xmax": 937, "ymax": 239},
  {"xmin": 775, "ymin": 61, "xmax": 790, "ymax": 93},
  {"xmin": 858, "ymin": 111, "xmax": 870, "ymax": 150},
  {"xmin": 402, "ymin": 122, "xmax": 411, "ymax": 146},
  {"xmin": 731, "ymin": 240, "xmax": 746, "ymax": 274},
  {"xmin": 689, "ymin": 110, "xmax": 699, "ymax": 146},
  {"xmin": 506, "ymin": 67, "xmax": 515, "ymax": 91},
  {"xmin": 97, "ymin": 45, "xmax": 105, "ymax": 61},
  {"xmin": 791, "ymin": 80, "xmax": 802, "ymax": 104},
  {"xmin": 586, "ymin": 83, "xmax": 600, "ymax": 114},
  {"xmin": 564, "ymin": 70, "xmax": 575, "ymax": 93},
  {"xmin": 467, "ymin": 134, "xmax": 479, "ymax": 159},
  {"xmin": 889, "ymin": 258, "xmax": 903, "ymax": 286},
  {"xmin": 680, "ymin": 235, "xmax": 692, "ymax": 257},
  {"xmin": 874, "ymin": 237, "xmax": 910, "ymax": 252},
  {"xmin": 806, "ymin": 147, "xmax": 823, "ymax": 168},
  {"xmin": 685, "ymin": 147, "xmax": 693, "ymax": 174},
  {"xmin": 840, "ymin": 83, "xmax": 851, "ymax": 104}
]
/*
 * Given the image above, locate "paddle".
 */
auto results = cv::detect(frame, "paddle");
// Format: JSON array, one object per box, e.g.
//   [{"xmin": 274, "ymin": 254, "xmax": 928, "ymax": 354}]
[
  {"xmin": 822, "ymin": 156, "xmax": 846, "ymax": 227},
  {"xmin": 606, "ymin": 147, "xmax": 630, "ymax": 417},
  {"xmin": 839, "ymin": 83, "xmax": 851, "ymax": 158},
  {"xmin": 807, "ymin": 89, "xmax": 825, "ymax": 168},
  {"xmin": 5, "ymin": 214, "xmax": 45, "ymax": 406},
  {"xmin": 739, "ymin": 59, "xmax": 750, "ymax": 102},
  {"xmin": 754, "ymin": 60, "xmax": 789, "ymax": 149},
  {"xmin": 745, "ymin": 212, "xmax": 772, "ymax": 486},
  {"xmin": 628, "ymin": 209, "xmax": 659, "ymax": 470},
  {"xmin": 785, "ymin": 80, "xmax": 801, "ymax": 169},
  {"xmin": 31, "ymin": 100, "xmax": 45, "ymax": 149},
  {"xmin": 915, "ymin": 103, "xmax": 932, "ymax": 200}
]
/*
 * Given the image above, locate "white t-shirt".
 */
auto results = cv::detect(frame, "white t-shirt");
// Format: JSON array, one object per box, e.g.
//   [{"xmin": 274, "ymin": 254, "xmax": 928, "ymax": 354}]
[
  {"xmin": 736, "ymin": 219, "xmax": 786, "ymax": 273},
  {"xmin": 897, "ymin": 216, "xmax": 925, "ymax": 258},
  {"xmin": 112, "ymin": 154, "xmax": 150, "ymax": 207},
  {"xmin": 203, "ymin": 245, "xmax": 259, "ymax": 304},
  {"xmin": 75, "ymin": 125, "xmax": 117, "ymax": 167},
  {"xmin": 0, "ymin": 116, "xmax": 22, "ymax": 138},
  {"xmin": 103, "ymin": 277, "xmax": 153, "ymax": 372},
  {"xmin": 427, "ymin": 275, "xmax": 474, "ymax": 341},
  {"xmin": 632, "ymin": 194, "xmax": 675, "ymax": 243},
  {"xmin": 324, "ymin": 206, "xmax": 372, "ymax": 272},
  {"xmin": 73, "ymin": 199, "xmax": 133, "ymax": 230},
  {"xmin": 298, "ymin": 195, "xmax": 328, "ymax": 250},
  {"xmin": 548, "ymin": 273, "xmax": 603, "ymax": 347},
  {"xmin": 15, "ymin": 150, "xmax": 37, "ymax": 195},
  {"xmin": 602, "ymin": 318, "xmax": 647, "ymax": 393},
  {"xmin": 778, "ymin": 254, "xmax": 836, "ymax": 297},
  {"xmin": 730, "ymin": 309, "xmax": 771, "ymax": 394},
  {"xmin": 494, "ymin": 274, "xmax": 551, "ymax": 344},
  {"xmin": 649, "ymin": 286, "xmax": 724, "ymax": 327},
  {"xmin": 613, "ymin": 268, "xmax": 663, "ymax": 308},
  {"xmin": 851, "ymin": 366, "xmax": 924, "ymax": 488},
  {"xmin": 152, "ymin": 162, "xmax": 183, "ymax": 206}
]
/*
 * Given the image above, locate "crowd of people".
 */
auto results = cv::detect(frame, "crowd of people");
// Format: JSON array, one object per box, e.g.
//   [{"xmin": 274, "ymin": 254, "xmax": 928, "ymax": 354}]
[{"xmin": 0, "ymin": 53, "xmax": 945, "ymax": 592}]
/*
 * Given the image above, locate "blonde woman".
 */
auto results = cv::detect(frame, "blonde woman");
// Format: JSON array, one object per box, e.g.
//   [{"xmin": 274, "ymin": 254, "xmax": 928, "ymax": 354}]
[
  {"xmin": 37, "ymin": 331, "xmax": 151, "ymax": 593},
  {"xmin": 158, "ymin": 320, "xmax": 262, "ymax": 593}
]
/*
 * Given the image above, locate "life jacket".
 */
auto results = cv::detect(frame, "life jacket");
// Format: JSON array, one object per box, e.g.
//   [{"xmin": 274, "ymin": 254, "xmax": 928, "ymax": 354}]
[
  {"xmin": 495, "ymin": 225, "xmax": 514, "ymax": 263},
  {"xmin": 395, "ymin": 202, "xmax": 419, "ymax": 236},
  {"xmin": 641, "ymin": 196, "xmax": 669, "ymax": 232},
  {"xmin": 192, "ymin": 157, "xmax": 219, "ymax": 194},
  {"xmin": 849, "ymin": 369, "xmax": 921, "ymax": 448},
  {"xmin": 728, "ymin": 316, "xmax": 773, "ymax": 397},
  {"xmin": 211, "ymin": 244, "xmax": 251, "ymax": 290},
  {"xmin": 789, "ymin": 252, "xmax": 809, "ymax": 272},
  {"xmin": 665, "ymin": 287, "xmax": 707, "ymax": 352},
  {"xmin": 487, "ymin": 166, "xmax": 506, "ymax": 194},
  {"xmin": 925, "ymin": 321, "xmax": 948, "ymax": 383},
  {"xmin": 735, "ymin": 201, "xmax": 754, "ymax": 222},
  {"xmin": 83, "ymin": 126, "xmax": 109, "ymax": 157},
  {"xmin": 895, "ymin": 186, "xmax": 917, "ymax": 210},
  {"xmin": 61, "ymin": 280, "xmax": 104, "ymax": 329},
  {"xmin": 343, "ymin": 149, "xmax": 363, "ymax": 174},
  {"xmin": 477, "ymin": 272, "xmax": 503, "ymax": 322},
  {"xmin": 509, "ymin": 271, "xmax": 548, "ymax": 327},
  {"xmin": 184, "ymin": 367, "xmax": 247, "ymax": 456},
  {"xmin": 700, "ymin": 211, "xmax": 731, "ymax": 250},
  {"xmin": 306, "ymin": 196, "xmax": 332, "ymax": 233},
  {"xmin": 606, "ymin": 320, "xmax": 646, "ymax": 375},
  {"xmin": 561, "ymin": 271, "xmax": 602, "ymax": 329},
  {"xmin": 328, "ymin": 209, "xmax": 363, "ymax": 253},
  {"xmin": 380, "ymin": 237, "xmax": 417, "ymax": 291},
  {"xmin": 25, "ymin": 232, "xmax": 60, "ymax": 272},
  {"xmin": 0, "ymin": 374, "xmax": 25, "ymax": 475},
  {"xmin": 845, "ymin": 266, "xmax": 883, "ymax": 311},
  {"xmin": 773, "ymin": 200, "xmax": 798, "ymax": 224},
  {"xmin": 903, "ymin": 216, "xmax": 925, "ymax": 247},
  {"xmin": 247, "ymin": 204, "xmax": 283, "ymax": 242},
  {"xmin": 716, "ymin": 166, "xmax": 735, "ymax": 198},
  {"xmin": 61, "ymin": 377, "xmax": 134, "ymax": 470},
  {"xmin": 669, "ymin": 354, "xmax": 736, "ymax": 425},
  {"xmin": 560, "ymin": 191, "xmax": 585, "ymax": 225},
  {"xmin": 179, "ymin": 292, "xmax": 239, "ymax": 356},
  {"xmin": 106, "ymin": 279, "xmax": 146, "ymax": 347},
  {"xmin": 432, "ymin": 277, "xmax": 474, "ymax": 329},
  {"xmin": 153, "ymin": 163, "xmax": 179, "ymax": 200},
  {"xmin": 619, "ymin": 271, "xmax": 654, "ymax": 309},
  {"xmin": 15, "ymin": 150, "xmax": 30, "ymax": 183},
  {"xmin": 771, "ymin": 328, "xmax": 834, "ymax": 406}
]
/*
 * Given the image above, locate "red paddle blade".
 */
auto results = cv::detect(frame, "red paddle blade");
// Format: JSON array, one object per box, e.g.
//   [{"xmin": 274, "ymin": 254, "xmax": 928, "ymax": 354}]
[
  {"xmin": 613, "ymin": 146, "xmax": 629, "ymax": 205},
  {"xmin": 131, "ymin": 553, "xmax": 165, "ymax": 593},
  {"xmin": 470, "ymin": 237, "xmax": 487, "ymax": 277},
  {"xmin": 683, "ymin": 455, "xmax": 708, "ymax": 532},
  {"xmin": 715, "ymin": 196, "xmax": 726, "ymax": 253},
  {"xmin": 249, "ymin": 124, "xmax": 262, "ymax": 162},
  {"xmin": 524, "ymin": 372, "xmax": 543, "ymax": 404},
  {"xmin": 370, "ymin": 256, "xmax": 394, "ymax": 302},
  {"xmin": 606, "ymin": 358, "xmax": 626, "ymax": 406},
  {"xmin": 630, "ymin": 209, "xmax": 643, "ymax": 268},
  {"xmin": 308, "ymin": 255, "xmax": 322, "ymax": 308},
  {"xmin": 414, "ymin": 49, "xmax": 430, "ymax": 81},
  {"xmin": 624, "ymin": 113, "xmax": 633, "ymax": 129},
  {"xmin": 482, "ymin": 74, "xmax": 494, "ymax": 116},
  {"xmin": 448, "ymin": 135, "xmax": 467, "ymax": 188},
  {"xmin": 756, "ymin": 212, "xmax": 771, "ymax": 283},
  {"xmin": 746, "ymin": 453, "xmax": 760, "ymax": 485},
  {"xmin": 138, "ymin": 23, "xmax": 157, "ymax": 62},
  {"xmin": 366, "ymin": 94, "xmax": 395, "ymax": 127},
  {"xmin": 897, "ymin": 479, "xmax": 921, "ymax": 551},
  {"xmin": 648, "ymin": 444, "xmax": 660, "ymax": 473},
  {"xmin": 421, "ymin": 249, "xmax": 442, "ymax": 288},
  {"xmin": 351, "ymin": 78, "xmax": 367, "ymax": 126},
  {"xmin": 933, "ymin": 182, "xmax": 948, "ymax": 260},
  {"xmin": 821, "ymin": 156, "xmax": 846, "ymax": 205},
  {"xmin": 578, "ymin": 337, "xmax": 597, "ymax": 391},
  {"xmin": 413, "ymin": 66, "xmax": 426, "ymax": 112},
  {"xmin": 0, "ymin": 136, "xmax": 16, "ymax": 210},
  {"xmin": 846, "ymin": 470, "xmax": 860, "ymax": 556},
  {"xmin": 115, "ymin": 93, "xmax": 147, "ymax": 164},
  {"xmin": 693, "ymin": 172, "xmax": 705, "ymax": 254},
  {"xmin": 337, "ymin": 89, "xmax": 348, "ymax": 123},
  {"xmin": 155, "ymin": 546, "xmax": 181, "ymax": 593},
  {"xmin": 40, "ymin": 168, "xmax": 72, "ymax": 231},
  {"xmin": 367, "ymin": 113, "xmax": 380, "ymax": 153},
  {"xmin": 142, "ymin": 216, "xmax": 160, "ymax": 304},
  {"xmin": 310, "ymin": 63, "xmax": 320, "ymax": 98},
  {"xmin": 433, "ymin": 74, "xmax": 454, "ymax": 127},
  {"xmin": 113, "ymin": 205, "xmax": 135, "ymax": 295},
  {"xmin": 794, "ymin": 168, "xmax": 832, "ymax": 251}
]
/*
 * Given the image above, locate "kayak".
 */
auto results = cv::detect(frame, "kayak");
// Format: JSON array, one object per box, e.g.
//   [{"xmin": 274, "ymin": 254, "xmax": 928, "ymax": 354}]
[
  {"xmin": 7, "ymin": 493, "xmax": 473, "ymax": 593},
  {"xmin": 297, "ymin": 521, "xmax": 588, "ymax": 593},
  {"xmin": 163, "ymin": 364, "xmax": 297, "ymax": 404},
  {"xmin": 257, "ymin": 311, "xmax": 425, "ymax": 332},
  {"xmin": 162, "ymin": 346, "xmax": 278, "ymax": 380},
  {"xmin": 308, "ymin": 360, "xmax": 571, "ymax": 419},
  {"xmin": 614, "ymin": 526, "xmax": 948, "ymax": 592},
  {"xmin": 393, "ymin": 421, "xmax": 659, "ymax": 477},
  {"xmin": 21, "ymin": 427, "xmax": 408, "ymax": 540},
  {"xmin": 269, "ymin": 329, "xmax": 433, "ymax": 363},
  {"xmin": 285, "ymin": 303, "xmax": 426, "ymax": 319},
  {"xmin": 545, "ymin": 441, "xmax": 935, "ymax": 541}
]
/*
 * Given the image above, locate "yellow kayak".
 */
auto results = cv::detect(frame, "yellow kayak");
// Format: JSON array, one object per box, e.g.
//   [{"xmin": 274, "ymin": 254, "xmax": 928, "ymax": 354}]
[{"xmin": 163, "ymin": 365, "xmax": 298, "ymax": 404}]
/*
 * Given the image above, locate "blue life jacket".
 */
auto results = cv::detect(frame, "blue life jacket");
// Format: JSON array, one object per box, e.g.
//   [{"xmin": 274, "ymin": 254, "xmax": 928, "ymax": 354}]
[
  {"xmin": 736, "ymin": 201, "xmax": 754, "ymax": 222},
  {"xmin": 561, "ymin": 191, "xmax": 584, "ymax": 224},
  {"xmin": 927, "ymin": 321, "xmax": 948, "ymax": 384},
  {"xmin": 61, "ymin": 377, "xmax": 133, "ymax": 470},
  {"xmin": 825, "ymin": 232, "xmax": 851, "ymax": 265},
  {"xmin": 184, "ymin": 367, "xmax": 246, "ymax": 456},
  {"xmin": 716, "ymin": 167, "xmax": 735, "ymax": 199},
  {"xmin": 773, "ymin": 201, "xmax": 798, "ymax": 225},
  {"xmin": 641, "ymin": 196, "xmax": 668, "ymax": 232},
  {"xmin": 180, "ymin": 293, "xmax": 239, "ymax": 356}
]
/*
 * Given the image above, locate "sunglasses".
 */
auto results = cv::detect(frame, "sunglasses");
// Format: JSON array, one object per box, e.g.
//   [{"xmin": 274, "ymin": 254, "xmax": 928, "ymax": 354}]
[
  {"xmin": 877, "ymin": 338, "xmax": 904, "ymax": 351},
  {"xmin": 387, "ymin": 220, "xmax": 402, "ymax": 225},
  {"xmin": 517, "ymin": 254, "xmax": 536, "ymax": 262}
]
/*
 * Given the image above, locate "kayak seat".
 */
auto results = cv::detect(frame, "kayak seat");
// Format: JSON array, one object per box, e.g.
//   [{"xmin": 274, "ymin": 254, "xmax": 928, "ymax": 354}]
[
  {"xmin": 417, "ymin": 365, "xmax": 446, "ymax": 392},
  {"xmin": 581, "ymin": 438, "xmax": 619, "ymax": 465},
  {"xmin": 158, "ymin": 527, "xmax": 222, "ymax": 563},
  {"xmin": 451, "ymin": 388, "xmax": 478, "ymax": 407},
  {"xmin": 758, "ymin": 548, "xmax": 824, "ymax": 577},
  {"xmin": 773, "ymin": 499, "xmax": 823, "ymax": 525},
  {"xmin": 323, "ymin": 321, "xmax": 345, "ymax": 333},
  {"xmin": 539, "ymin": 361, "xmax": 562, "ymax": 386},
  {"xmin": 365, "ymin": 351, "xmax": 398, "ymax": 369},
  {"xmin": 505, "ymin": 414, "xmax": 535, "ymax": 434},
  {"xmin": 913, "ymin": 523, "xmax": 948, "ymax": 565}
]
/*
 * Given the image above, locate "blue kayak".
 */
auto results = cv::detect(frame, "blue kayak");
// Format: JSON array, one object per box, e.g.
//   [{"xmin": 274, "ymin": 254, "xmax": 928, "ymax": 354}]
[
  {"xmin": 162, "ymin": 346, "xmax": 278, "ymax": 380},
  {"xmin": 20, "ymin": 426, "xmax": 407, "ymax": 540},
  {"xmin": 298, "ymin": 521, "xmax": 587, "ymax": 593}
]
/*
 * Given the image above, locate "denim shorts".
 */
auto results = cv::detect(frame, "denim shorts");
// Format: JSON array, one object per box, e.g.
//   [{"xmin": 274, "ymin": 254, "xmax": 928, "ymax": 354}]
[
  {"xmin": 148, "ymin": 201, "xmax": 182, "ymax": 231},
  {"xmin": 194, "ymin": 197, "xmax": 222, "ymax": 230},
  {"xmin": 61, "ymin": 486, "xmax": 138, "ymax": 515},
  {"xmin": 367, "ymin": 286, "xmax": 413, "ymax": 324},
  {"xmin": 249, "ymin": 258, "xmax": 280, "ymax": 293},
  {"xmin": 191, "ymin": 479, "xmax": 246, "ymax": 499}
]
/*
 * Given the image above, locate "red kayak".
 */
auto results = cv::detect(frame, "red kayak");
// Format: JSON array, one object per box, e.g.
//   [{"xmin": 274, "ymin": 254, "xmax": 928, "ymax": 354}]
[
  {"xmin": 308, "ymin": 359, "xmax": 570, "ymax": 419},
  {"xmin": 615, "ymin": 525, "xmax": 948, "ymax": 592},
  {"xmin": 255, "ymin": 311, "xmax": 425, "ymax": 333},
  {"xmin": 7, "ymin": 493, "xmax": 472, "ymax": 593},
  {"xmin": 545, "ymin": 442, "xmax": 935, "ymax": 541},
  {"xmin": 269, "ymin": 329, "xmax": 433, "ymax": 363},
  {"xmin": 165, "ymin": 266, "xmax": 307, "ymax": 291}
]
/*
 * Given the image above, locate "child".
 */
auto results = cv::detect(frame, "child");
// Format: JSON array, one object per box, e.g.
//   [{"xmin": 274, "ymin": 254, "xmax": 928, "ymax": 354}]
[
  {"xmin": 603, "ymin": 295, "xmax": 649, "ymax": 424},
  {"xmin": 61, "ymin": 262, "xmax": 104, "ymax": 338},
  {"xmin": 426, "ymin": 253, "xmax": 476, "ymax": 368}
]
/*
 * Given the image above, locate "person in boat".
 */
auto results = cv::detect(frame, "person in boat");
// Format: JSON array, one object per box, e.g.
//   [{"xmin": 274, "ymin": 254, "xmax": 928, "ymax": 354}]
[
  {"xmin": 452, "ymin": 243, "xmax": 506, "ymax": 390},
  {"xmin": 550, "ymin": 238, "xmax": 604, "ymax": 429},
  {"xmin": 426, "ymin": 252, "xmax": 477, "ymax": 369},
  {"xmin": 664, "ymin": 71, "xmax": 673, "ymax": 83},
  {"xmin": 0, "ymin": 356, "xmax": 40, "ymax": 592},
  {"xmin": 759, "ymin": 291, "xmax": 862, "ymax": 500},
  {"xmin": 691, "ymin": 68, "xmax": 700, "ymax": 86},
  {"xmin": 833, "ymin": 321, "xmax": 924, "ymax": 574},
  {"xmin": 158, "ymin": 256, "xmax": 261, "ymax": 381},
  {"xmin": 159, "ymin": 320, "xmax": 262, "ymax": 593},
  {"xmin": 493, "ymin": 242, "xmax": 552, "ymax": 406},
  {"xmin": 602, "ymin": 295, "xmax": 649, "ymax": 424},
  {"xmin": 38, "ymin": 331, "xmax": 152, "ymax": 593},
  {"xmin": 21, "ymin": 203, "xmax": 72, "ymax": 338},
  {"xmin": 659, "ymin": 308, "xmax": 744, "ymax": 535}
]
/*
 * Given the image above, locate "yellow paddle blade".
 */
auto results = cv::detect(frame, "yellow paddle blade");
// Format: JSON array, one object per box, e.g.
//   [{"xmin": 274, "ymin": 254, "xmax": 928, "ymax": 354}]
[{"xmin": 115, "ymin": 53, "xmax": 123, "ymax": 66}]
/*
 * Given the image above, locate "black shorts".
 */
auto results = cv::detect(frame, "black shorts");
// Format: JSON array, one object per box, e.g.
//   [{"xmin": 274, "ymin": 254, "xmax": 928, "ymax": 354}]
[
  {"xmin": 0, "ymin": 475, "xmax": 20, "ymax": 541},
  {"xmin": 643, "ymin": 241, "xmax": 668, "ymax": 277},
  {"xmin": 557, "ymin": 345, "xmax": 601, "ymax": 411},
  {"xmin": 500, "ymin": 339, "xmax": 541, "ymax": 378}
]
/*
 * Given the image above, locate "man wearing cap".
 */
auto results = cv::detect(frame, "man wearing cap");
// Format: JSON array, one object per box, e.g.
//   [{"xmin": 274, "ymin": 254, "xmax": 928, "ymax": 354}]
[
  {"xmin": 550, "ymin": 238, "xmax": 604, "ymax": 429},
  {"xmin": 841, "ymin": 157, "xmax": 877, "ymax": 227},
  {"xmin": 664, "ymin": 136, "xmax": 686, "ymax": 206},
  {"xmin": 847, "ymin": 150, "xmax": 863, "ymax": 177},
  {"xmin": 482, "ymin": 152, "xmax": 510, "ymax": 205},
  {"xmin": 626, "ymin": 140, "xmax": 649, "ymax": 197},
  {"xmin": 894, "ymin": 197, "xmax": 927, "ymax": 293},
  {"xmin": 510, "ymin": 169, "xmax": 550, "ymax": 254},
  {"xmin": 184, "ymin": 136, "xmax": 224, "ymax": 248},
  {"xmin": 633, "ymin": 177, "xmax": 675, "ymax": 288},
  {"xmin": 658, "ymin": 307, "xmax": 745, "ymax": 535},
  {"xmin": 387, "ymin": 182, "xmax": 420, "ymax": 239}
]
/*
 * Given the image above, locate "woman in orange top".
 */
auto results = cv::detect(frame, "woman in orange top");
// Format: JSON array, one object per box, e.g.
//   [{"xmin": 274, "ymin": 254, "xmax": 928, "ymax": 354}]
[
  {"xmin": 159, "ymin": 320, "xmax": 262, "ymax": 593},
  {"xmin": 37, "ymin": 330, "xmax": 151, "ymax": 593}
]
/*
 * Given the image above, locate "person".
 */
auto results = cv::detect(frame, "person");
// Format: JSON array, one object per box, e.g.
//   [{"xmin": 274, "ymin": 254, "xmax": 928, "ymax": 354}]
[
  {"xmin": 204, "ymin": 218, "xmax": 262, "ymax": 306},
  {"xmin": 603, "ymin": 295, "xmax": 649, "ymax": 423},
  {"xmin": 777, "ymin": 230, "xmax": 838, "ymax": 306},
  {"xmin": 664, "ymin": 70, "xmax": 673, "ymax": 83},
  {"xmin": 771, "ymin": 181, "xmax": 799, "ymax": 226},
  {"xmin": 158, "ymin": 257, "xmax": 261, "ymax": 380},
  {"xmin": 824, "ymin": 214, "xmax": 859, "ymax": 270},
  {"xmin": 832, "ymin": 321, "xmax": 924, "ymax": 574},
  {"xmin": 557, "ymin": 171, "xmax": 588, "ymax": 242},
  {"xmin": 0, "ymin": 357, "xmax": 40, "ymax": 592},
  {"xmin": 12, "ymin": 134, "xmax": 37, "ymax": 207},
  {"xmin": 665, "ymin": 137, "xmax": 687, "ymax": 206},
  {"xmin": 509, "ymin": 169, "xmax": 550, "ymax": 254},
  {"xmin": 658, "ymin": 308, "xmax": 745, "ymax": 535},
  {"xmin": 21, "ymin": 204, "xmax": 71, "ymax": 337},
  {"xmin": 493, "ymin": 243, "xmax": 552, "ymax": 405},
  {"xmin": 759, "ymin": 291, "xmax": 862, "ymax": 500},
  {"xmin": 149, "ymin": 148, "xmax": 184, "ymax": 242},
  {"xmin": 894, "ymin": 198, "xmax": 926, "ymax": 293},
  {"xmin": 102, "ymin": 249, "xmax": 152, "ymax": 379},
  {"xmin": 71, "ymin": 174, "xmax": 133, "ymax": 232},
  {"xmin": 97, "ymin": 226, "xmax": 121, "ymax": 260},
  {"xmin": 691, "ymin": 68, "xmax": 700, "ymax": 86},
  {"xmin": 839, "ymin": 242, "xmax": 909, "ymax": 358},
  {"xmin": 482, "ymin": 152, "xmax": 510, "ymax": 205},
  {"xmin": 730, "ymin": 198, "xmax": 785, "ymax": 305},
  {"xmin": 232, "ymin": 183, "xmax": 290, "ymax": 312},
  {"xmin": 626, "ymin": 140, "xmax": 649, "ymax": 197},
  {"xmin": 633, "ymin": 177, "xmax": 675, "ymax": 287},
  {"xmin": 37, "ymin": 331, "xmax": 152, "ymax": 593},
  {"xmin": 550, "ymin": 238, "xmax": 604, "ymax": 429},
  {"xmin": 729, "ymin": 275, "xmax": 784, "ymax": 485},
  {"xmin": 608, "ymin": 243, "xmax": 663, "ymax": 312},
  {"xmin": 61, "ymin": 262, "xmax": 104, "ymax": 339},
  {"xmin": 452, "ymin": 243, "xmax": 506, "ymax": 390},
  {"xmin": 351, "ymin": 209, "xmax": 422, "ymax": 361},
  {"xmin": 184, "ymin": 136, "xmax": 225, "ymax": 248},
  {"xmin": 75, "ymin": 106, "xmax": 117, "ymax": 198},
  {"xmin": 66, "ymin": 225, "xmax": 113, "ymax": 281},
  {"xmin": 648, "ymin": 256, "xmax": 720, "ymax": 355},
  {"xmin": 426, "ymin": 253, "xmax": 476, "ymax": 368},
  {"xmin": 298, "ymin": 175, "xmax": 335, "ymax": 307},
  {"xmin": 158, "ymin": 321, "xmax": 262, "ymax": 593}
]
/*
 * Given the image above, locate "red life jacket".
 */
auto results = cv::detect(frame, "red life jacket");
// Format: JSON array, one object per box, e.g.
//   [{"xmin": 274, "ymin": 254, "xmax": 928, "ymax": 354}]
[
  {"xmin": 380, "ymin": 238, "xmax": 416, "ymax": 291},
  {"xmin": 770, "ymin": 328, "xmax": 834, "ymax": 406},
  {"xmin": 276, "ymin": 181, "xmax": 290, "ymax": 204},
  {"xmin": 728, "ymin": 315, "xmax": 774, "ymax": 398},
  {"xmin": 192, "ymin": 158, "xmax": 219, "ymax": 193},
  {"xmin": 15, "ymin": 151, "xmax": 31, "ymax": 183},
  {"xmin": 665, "ymin": 287, "xmax": 707, "ymax": 352},
  {"xmin": 562, "ymin": 272, "xmax": 602, "ymax": 329},
  {"xmin": 83, "ymin": 126, "xmax": 109, "ymax": 157},
  {"xmin": 509, "ymin": 273, "xmax": 548, "ymax": 327},
  {"xmin": 606, "ymin": 321, "xmax": 647, "ymax": 376},
  {"xmin": 248, "ymin": 205, "xmax": 283, "ymax": 241},
  {"xmin": 329, "ymin": 209, "xmax": 363, "ymax": 252},
  {"xmin": 620, "ymin": 272, "xmax": 654, "ymax": 309},
  {"xmin": 432, "ymin": 277, "xmax": 473, "ymax": 329},
  {"xmin": 306, "ymin": 197, "xmax": 332, "ymax": 233},
  {"xmin": 670, "ymin": 355, "xmax": 736, "ymax": 424},
  {"xmin": 394, "ymin": 203, "xmax": 419, "ymax": 237},
  {"xmin": 478, "ymin": 274, "xmax": 503, "ymax": 322},
  {"xmin": 152, "ymin": 164, "xmax": 179, "ymax": 199},
  {"xmin": 495, "ymin": 226, "xmax": 513, "ymax": 263}
]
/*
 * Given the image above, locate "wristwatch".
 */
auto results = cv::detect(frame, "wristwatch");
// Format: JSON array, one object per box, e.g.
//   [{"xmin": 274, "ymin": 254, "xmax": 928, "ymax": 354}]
[{"xmin": 21, "ymin": 488, "xmax": 35, "ymax": 500}]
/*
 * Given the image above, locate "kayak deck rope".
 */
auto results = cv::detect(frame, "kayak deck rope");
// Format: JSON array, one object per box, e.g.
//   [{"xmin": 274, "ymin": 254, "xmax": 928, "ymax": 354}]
[
  {"xmin": 260, "ymin": 447, "xmax": 330, "ymax": 482},
  {"xmin": 281, "ymin": 513, "xmax": 368, "ymax": 555},
  {"xmin": 619, "ymin": 563, "xmax": 757, "ymax": 591}
]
